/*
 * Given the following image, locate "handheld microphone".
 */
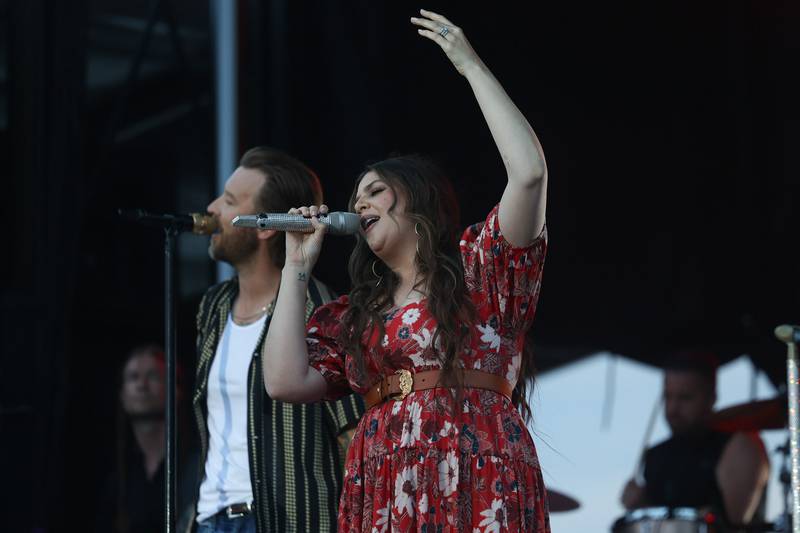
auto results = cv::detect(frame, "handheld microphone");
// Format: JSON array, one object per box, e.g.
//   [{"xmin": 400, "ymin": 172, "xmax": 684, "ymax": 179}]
[
  {"xmin": 232, "ymin": 212, "xmax": 360, "ymax": 236},
  {"xmin": 118, "ymin": 209, "xmax": 218, "ymax": 235}
]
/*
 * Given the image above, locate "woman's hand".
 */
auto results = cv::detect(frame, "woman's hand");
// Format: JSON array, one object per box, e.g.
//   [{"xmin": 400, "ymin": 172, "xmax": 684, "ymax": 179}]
[
  {"xmin": 284, "ymin": 204, "xmax": 329, "ymax": 272},
  {"xmin": 411, "ymin": 9, "xmax": 483, "ymax": 76}
]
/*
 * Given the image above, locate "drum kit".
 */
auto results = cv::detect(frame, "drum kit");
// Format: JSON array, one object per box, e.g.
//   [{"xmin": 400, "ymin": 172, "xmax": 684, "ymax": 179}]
[
  {"xmin": 613, "ymin": 507, "xmax": 719, "ymax": 533},
  {"xmin": 550, "ymin": 325, "xmax": 800, "ymax": 533}
]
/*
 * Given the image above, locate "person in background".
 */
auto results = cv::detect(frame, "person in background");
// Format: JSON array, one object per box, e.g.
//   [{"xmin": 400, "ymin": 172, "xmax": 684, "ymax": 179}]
[
  {"xmin": 97, "ymin": 344, "xmax": 196, "ymax": 533},
  {"xmin": 621, "ymin": 352, "xmax": 770, "ymax": 526}
]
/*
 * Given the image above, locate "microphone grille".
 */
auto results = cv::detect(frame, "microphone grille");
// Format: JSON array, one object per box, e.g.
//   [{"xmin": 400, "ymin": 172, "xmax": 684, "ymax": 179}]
[
  {"xmin": 191, "ymin": 213, "xmax": 219, "ymax": 235},
  {"xmin": 327, "ymin": 212, "xmax": 361, "ymax": 235}
]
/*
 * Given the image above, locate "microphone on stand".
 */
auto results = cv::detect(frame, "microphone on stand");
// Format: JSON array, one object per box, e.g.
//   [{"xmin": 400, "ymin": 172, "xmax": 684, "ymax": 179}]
[
  {"xmin": 118, "ymin": 209, "xmax": 218, "ymax": 235},
  {"xmin": 776, "ymin": 325, "xmax": 800, "ymax": 344},
  {"xmin": 232, "ymin": 211, "xmax": 361, "ymax": 236},
  {"xmin": 117, "ymin": 207, "xmax": 217, "ymax": 533}
]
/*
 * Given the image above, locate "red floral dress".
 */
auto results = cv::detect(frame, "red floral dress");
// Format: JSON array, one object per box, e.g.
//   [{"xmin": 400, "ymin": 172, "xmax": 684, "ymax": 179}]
[{"xmin": 307, "ymin": 205, "xmax": 550, "ymax": 533}]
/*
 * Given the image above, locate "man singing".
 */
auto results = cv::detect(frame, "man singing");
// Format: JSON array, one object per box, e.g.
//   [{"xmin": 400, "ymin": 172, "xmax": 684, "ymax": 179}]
[{"xmin": 192, "ymin": 147, "xmax": 363, "ymax": 532}]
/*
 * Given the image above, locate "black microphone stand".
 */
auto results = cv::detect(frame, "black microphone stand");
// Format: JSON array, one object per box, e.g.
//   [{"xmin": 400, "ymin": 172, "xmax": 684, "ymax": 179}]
[
  {"xmin": 163, "ymin": 224, "xmax": 178, "ymax": 533},
  {"xmin": 120, "ymin": 208, "xmax": 188, "ymax": 533}
]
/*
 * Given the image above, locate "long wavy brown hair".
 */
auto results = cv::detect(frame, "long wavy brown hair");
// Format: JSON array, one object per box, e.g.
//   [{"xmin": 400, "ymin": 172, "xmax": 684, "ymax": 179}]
[
  {"xmin": 339, "ymin": 154, "xmax": 538, "ymax": 420},
  {"xmin": 339, "ymin": 155, "xmax": 474, "ymax": 401}
]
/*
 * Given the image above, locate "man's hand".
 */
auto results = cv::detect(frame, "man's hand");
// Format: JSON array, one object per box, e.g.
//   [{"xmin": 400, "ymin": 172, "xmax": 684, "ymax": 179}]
[{"xmin": 621, "ymin": 479, "xmax": 647, "ymax": 510}]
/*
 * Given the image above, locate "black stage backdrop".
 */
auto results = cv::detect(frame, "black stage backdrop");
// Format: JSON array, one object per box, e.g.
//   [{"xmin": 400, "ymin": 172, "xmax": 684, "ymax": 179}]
[{"xmin": 0, "ymin": 0, "xmax": 797, "ymax": 529}]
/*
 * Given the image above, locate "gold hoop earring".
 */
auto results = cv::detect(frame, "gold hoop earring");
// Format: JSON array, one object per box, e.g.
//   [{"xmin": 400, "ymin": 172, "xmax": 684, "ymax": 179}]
[{"xmin": 371, "ymin": 260, "xmax": 383, "ymax": 287}]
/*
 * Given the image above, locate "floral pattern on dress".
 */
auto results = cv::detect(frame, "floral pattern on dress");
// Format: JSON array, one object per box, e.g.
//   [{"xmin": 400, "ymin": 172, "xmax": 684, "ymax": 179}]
[{"xmin": 308, "ymin": 204, "xmax": 550, "ymax": 532}]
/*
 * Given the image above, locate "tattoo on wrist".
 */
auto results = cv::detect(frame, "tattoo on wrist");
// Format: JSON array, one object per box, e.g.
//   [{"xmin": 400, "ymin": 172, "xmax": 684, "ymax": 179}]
[{"xmin": 297, "ymin": 271, "xmax": 307, "ymax": 282}]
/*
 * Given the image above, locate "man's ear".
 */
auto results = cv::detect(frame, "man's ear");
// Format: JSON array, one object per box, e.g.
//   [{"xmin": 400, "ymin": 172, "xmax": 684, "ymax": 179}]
[{"xmin": 257, "ymin": 228, "xmax": 278, "ymax": 242}]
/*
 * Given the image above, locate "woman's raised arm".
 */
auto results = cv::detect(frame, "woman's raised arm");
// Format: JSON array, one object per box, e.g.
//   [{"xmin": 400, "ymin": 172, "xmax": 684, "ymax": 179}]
[{"xmin": 411, "ymin": 9, "xmax": 547, "ymax": 245}]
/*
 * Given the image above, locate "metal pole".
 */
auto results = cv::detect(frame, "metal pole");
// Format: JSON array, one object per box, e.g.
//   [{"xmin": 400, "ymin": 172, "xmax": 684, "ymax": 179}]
[
  {"xmin": 777, "ymin": 324, "xmax": 800, "ymax": 533},
  {"xmin": 210, "ymin": 0, "xmax": 237, "ymax": 282},
  {"xmin": 164, "ymin": 227, "xmax": 178, "ymax": 533}
]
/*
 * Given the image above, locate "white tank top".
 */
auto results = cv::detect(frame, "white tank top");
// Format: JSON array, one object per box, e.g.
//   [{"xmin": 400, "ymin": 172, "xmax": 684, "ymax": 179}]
[{"xmin": 196, "ymin": 312, "xmax": 266, "ymax": 522}]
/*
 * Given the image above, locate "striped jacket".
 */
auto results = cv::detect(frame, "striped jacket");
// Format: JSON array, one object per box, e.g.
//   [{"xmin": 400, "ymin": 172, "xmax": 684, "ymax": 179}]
[{"xmin": 193, "ymin": 277, "xmax": 363, "ymax": 532}]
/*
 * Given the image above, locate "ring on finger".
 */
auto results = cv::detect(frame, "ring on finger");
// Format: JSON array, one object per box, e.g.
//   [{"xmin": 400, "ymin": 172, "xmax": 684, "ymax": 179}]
[{"xmin": 438, "ymin": 26, "xmax": 449, "ymax": 38}]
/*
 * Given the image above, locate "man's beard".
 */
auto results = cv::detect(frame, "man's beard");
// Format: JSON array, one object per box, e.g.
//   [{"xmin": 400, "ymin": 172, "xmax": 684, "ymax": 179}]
[{"xmin": 208, "ymin": 227, "xmax": 259, "ymax": 266}]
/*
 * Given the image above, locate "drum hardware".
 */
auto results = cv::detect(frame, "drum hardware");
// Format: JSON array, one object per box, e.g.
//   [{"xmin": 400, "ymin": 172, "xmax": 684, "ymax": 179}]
[
  {"xmin": 612, "ymin": 507, "xmax": 782, "ymax": 533},
  {"xmin": 611, "ymin": 506, "xmax": 718, "ymax": 533}
]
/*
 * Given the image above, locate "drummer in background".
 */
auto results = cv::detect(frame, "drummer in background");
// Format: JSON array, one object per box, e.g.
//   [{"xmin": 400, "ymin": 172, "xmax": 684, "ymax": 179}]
[{"xmin": 620, "ymin": 352, "xmax": 770, "ymax": 525}]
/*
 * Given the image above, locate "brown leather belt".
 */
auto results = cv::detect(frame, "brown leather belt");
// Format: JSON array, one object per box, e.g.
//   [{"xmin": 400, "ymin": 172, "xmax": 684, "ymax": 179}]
[{"xmin": 363, "ymin": 368, "xmax": 513, "ymax": 410}]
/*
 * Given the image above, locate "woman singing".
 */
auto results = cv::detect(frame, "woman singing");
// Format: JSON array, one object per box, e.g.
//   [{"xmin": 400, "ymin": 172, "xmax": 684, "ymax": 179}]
[{"xmin": 263, "ymin": 9, "xmax": 550, "ymax": 532}]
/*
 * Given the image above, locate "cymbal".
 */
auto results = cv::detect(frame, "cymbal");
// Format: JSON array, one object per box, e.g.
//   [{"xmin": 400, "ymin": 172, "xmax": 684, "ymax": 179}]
[
  {"xmin": 709, "ymin": 396, "xmax": 786, "ymax": 432},
  {"xmin": 547, "ymin": 488, "xmax": 580, "ymax": 512}
]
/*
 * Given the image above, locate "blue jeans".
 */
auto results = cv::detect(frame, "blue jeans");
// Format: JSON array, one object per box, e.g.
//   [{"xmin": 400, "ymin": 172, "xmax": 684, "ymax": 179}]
[{"xmin": 197, "ymin": 512, "xmax": 256, "ymax": 533}]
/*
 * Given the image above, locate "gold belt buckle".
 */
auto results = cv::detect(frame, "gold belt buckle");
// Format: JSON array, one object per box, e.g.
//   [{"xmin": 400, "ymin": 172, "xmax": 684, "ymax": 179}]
[{"xmin": 394, "ymin": 369, "xmax": 413, "ymax": 401}]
